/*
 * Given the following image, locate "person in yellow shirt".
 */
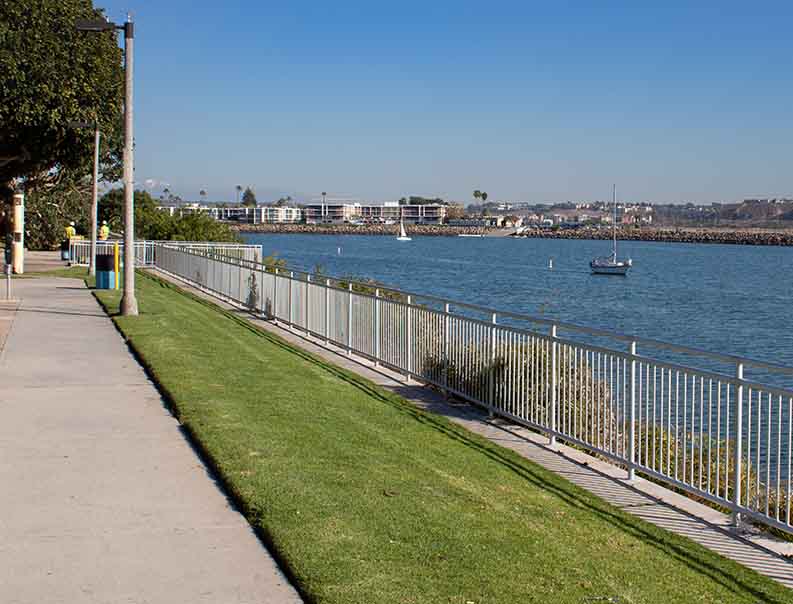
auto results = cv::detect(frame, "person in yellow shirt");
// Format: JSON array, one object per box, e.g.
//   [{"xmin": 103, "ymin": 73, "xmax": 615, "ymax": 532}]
[
  {"xmin": 64, "ymin": 221, "xmax": 77, "ymax": 239},
  {"xmin": 99, "ymin": 221, "xmax": 110, "ymax": 240}
]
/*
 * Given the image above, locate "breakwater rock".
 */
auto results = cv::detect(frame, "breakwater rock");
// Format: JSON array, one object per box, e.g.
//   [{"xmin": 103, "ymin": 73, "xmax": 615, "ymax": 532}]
[
  {"xmin": 235, "ymin": 223, "xmax": 495, "ymax": 237},
  {"xmin": 235, "ymin": 223, "xmax": 793, "ymax": 246},
  {"xmin": 512, "ymin": 227, "xmax": 793, "ymax": 246}
]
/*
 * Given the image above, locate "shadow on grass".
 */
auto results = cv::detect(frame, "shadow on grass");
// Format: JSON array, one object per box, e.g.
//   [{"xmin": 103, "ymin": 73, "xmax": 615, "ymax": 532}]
[{"xmin": 108, "ymin": 272, "xmax": 793, "ymax": 603}]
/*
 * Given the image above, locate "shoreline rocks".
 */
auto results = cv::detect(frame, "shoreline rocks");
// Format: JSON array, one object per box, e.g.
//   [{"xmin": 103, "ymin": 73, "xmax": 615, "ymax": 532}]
[{"xmin": 234, "ymin": 223, "xmax": 793, "ymax": 246}]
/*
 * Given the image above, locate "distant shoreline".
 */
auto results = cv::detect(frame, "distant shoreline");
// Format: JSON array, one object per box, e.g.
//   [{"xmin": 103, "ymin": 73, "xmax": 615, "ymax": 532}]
[{"xmin": 235, "ymin": 223, "xmax": 793, "ymax": 246}]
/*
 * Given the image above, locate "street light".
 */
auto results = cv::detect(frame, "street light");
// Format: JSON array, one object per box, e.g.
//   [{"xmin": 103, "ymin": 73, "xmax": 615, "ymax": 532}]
[
  {"xmin": 68, "ymin": 120, "xmax": 100, "ymax": 277},
  {"xmin": 76, "ymin": 15, "xmax": 137, "ymax": 315}
]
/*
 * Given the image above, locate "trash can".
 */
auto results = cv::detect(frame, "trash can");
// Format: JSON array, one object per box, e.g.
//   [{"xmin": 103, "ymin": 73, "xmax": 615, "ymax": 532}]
[
  {"xmin": 95, "ymin": 253, "xmax": 117, "ymax": 289},
  {"xmin": 60, "ymin": 239, "xmax": 70, "ymax": 261}
]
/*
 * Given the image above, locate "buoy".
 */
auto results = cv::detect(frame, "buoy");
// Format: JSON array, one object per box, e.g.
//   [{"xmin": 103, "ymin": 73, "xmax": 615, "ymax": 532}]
[
  {"xmin": 549, "ymin": 258, "xmax": 553, "ymax": 270},
  {"xmin": 337, "ymin": 247, "xmax": 341, "ymax": 255}
]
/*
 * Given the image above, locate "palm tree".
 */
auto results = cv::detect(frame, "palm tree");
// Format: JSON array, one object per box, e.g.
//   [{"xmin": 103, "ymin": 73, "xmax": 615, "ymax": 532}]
[
  {"xmin": 235, "ymin": 184, "xmax": 242, "ymax": 204},
  {"xmin": 473, "ymin": 190, "xmax": 481, "ymax": 202},
  {"xmin": 481, "ymin": 191, "xmax": 488, "ymax": 202},
  {"xmin": 199, "ymin": 189, "xmax": 207, "ymax": 205}
]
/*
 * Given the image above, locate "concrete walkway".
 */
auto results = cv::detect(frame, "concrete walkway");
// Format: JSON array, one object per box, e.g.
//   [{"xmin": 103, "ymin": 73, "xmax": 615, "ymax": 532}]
[
  {"xmin": 0, "ymin": 277, "xmax": 302, "ymax": 604},
  {"xmin": 153, "ymin": 268, "xmax": 793, "ymax": 590}
]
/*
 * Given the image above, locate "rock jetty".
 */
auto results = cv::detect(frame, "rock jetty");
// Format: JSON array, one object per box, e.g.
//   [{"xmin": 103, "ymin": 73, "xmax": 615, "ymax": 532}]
[
  {"xmin": 236, "ymin": 223, "xmax": 494, "ymax": 237},
  {"xmin": 512, "ymin": 226, "xmax": 793, "ymax": 246},
  {"xmin": 235, "ymin": 223, "xmax": 793, "ymax": 246}
]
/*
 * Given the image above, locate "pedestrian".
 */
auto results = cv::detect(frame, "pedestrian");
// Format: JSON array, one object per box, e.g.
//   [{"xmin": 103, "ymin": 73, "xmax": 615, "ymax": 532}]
[
  {"xmin": 62, "ymin": 221, "xmax": 77, "ymax": 261},
  {"xmin": 99, "ymin": 221, "xmax": 110, "ymax": 241}
]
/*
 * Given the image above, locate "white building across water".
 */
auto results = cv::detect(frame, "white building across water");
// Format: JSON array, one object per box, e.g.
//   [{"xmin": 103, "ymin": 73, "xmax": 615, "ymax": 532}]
[
  {"xmin": 158, "ymin": 201, "xmax": 448, "ymax": 225},
  {"xmin": 304, "ymin": 202, "xmax": 447, "ymax": 224}
]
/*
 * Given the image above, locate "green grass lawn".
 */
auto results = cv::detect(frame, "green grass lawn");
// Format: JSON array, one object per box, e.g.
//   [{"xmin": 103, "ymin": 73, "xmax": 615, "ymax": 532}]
[{"xmin": 94, "ymin": 272, "xmax": 792, "ymax": 604}]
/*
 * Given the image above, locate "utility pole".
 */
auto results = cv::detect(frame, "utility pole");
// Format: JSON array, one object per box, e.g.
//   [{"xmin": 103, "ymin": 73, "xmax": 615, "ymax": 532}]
[
  {"xmin": 119, "ymin": 16, "xmax": 137, "ymax": 315},
  {"xmin": 76, "ymin": 14, "xmax": 137, "ymax": 315},
  {"xmin": 90, "ymin": 126, "xmax": 100, "ymax": 277}
]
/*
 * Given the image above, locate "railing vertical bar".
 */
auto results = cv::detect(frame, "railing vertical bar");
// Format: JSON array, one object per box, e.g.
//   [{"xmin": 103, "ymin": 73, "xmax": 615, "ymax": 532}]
[
  {"xmin": 733, "ymin": 363, "xmax": 744, "ymax": 526},
  {"xmin": 346, "ymin": 283, "xmax": 353, "ymax": 356},
  {"xmin": 628, "ymin": 341, "xmax": 637, "ymax": 480},
  {"xmin": 776, "ymin": 395, "xmax": 782, "ymax": 521},
  {"xmin": 550, "ymin": 324, "xmax": 558, "ymax": 445}
]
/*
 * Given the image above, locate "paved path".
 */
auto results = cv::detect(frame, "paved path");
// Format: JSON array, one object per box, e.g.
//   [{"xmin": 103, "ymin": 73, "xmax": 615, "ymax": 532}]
[
  {"xmin": 154, "ymin": 268, "xmax": 793, "ymax": 590},
  {"xmin": 0, "ymin": 277, "xmax": 302, "ymax": 604}
]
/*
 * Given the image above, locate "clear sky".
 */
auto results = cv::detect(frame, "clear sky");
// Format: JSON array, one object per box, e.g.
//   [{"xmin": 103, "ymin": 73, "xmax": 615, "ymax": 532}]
[{"xmin": 100, "ymin": 0, "xmax": 792, "ymax": 204}]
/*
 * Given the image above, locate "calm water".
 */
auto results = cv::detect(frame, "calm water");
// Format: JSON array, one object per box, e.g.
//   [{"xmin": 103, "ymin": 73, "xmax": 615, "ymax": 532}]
[{"xmin": 244, "ymin": 233, "xmax": 793, "ymax": 378}]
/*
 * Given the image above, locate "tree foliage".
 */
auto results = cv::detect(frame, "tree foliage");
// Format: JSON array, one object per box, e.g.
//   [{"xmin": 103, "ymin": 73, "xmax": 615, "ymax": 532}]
[
  {"xmin": 98, "ymin": 188, "xmax": 241, "ymax": 243},
  {"xmin": 241, "ymin": 187, "xmax": 257, "ymax": 206},
  {"xmin": 0, "ymin": 0, "xmax": 124, "ymax": 192}
]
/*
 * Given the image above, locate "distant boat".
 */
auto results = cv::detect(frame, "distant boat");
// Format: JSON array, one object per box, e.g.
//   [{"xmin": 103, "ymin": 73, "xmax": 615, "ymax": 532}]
[
  {"xmin": 396, "ymin": 217, "xmax": 411, "ymax": 241},
  {"xmin": 458, "ymin": 233, "xmax": 484, "ymax": 238},
  {"xmin": 590, "ymin": 184, "xmax": 632, "ymax": 275}
]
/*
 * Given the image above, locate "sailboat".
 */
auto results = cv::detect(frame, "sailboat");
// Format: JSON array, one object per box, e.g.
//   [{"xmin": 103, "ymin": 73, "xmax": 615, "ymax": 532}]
[
  {"xmin": 590, "ymin": 185, "xmax": 632, "ymax": 275},
  {"xmin": 396, "ymin": 215, "xmax": 411, "ymax": 241}
]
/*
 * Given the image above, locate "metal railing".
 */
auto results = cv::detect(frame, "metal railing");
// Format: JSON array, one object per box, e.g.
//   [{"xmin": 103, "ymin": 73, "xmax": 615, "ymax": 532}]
[
  {"xmin": 153, "ymin": 244, "xmax": 793, "ymax": 536},
  {"xmin": 69, "ymin": 240, "xmax": 261, "ymax": 268}
]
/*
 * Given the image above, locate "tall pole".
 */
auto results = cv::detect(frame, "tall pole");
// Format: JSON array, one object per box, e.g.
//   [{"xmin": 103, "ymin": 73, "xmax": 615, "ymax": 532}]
[
  {"xmin": 89, "ymin": 126, "xmax": 100, "ymax": 277},
  {"xmin": 120, "ymin": 16, "xmax": 138, "ymax": 315},
  {"xmin": 11, "ymin": 192, "xmax": 24, "ymax": 274}
]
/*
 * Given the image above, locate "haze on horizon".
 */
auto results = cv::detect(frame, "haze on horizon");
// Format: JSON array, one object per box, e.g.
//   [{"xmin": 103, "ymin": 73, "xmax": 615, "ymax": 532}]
[{"xmin": 101, "ymin": 0, "xmax": 793, "ymax": 204}]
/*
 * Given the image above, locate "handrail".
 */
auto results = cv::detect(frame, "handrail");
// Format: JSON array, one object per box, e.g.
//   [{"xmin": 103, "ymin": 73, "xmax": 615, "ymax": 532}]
[{"xmin": 172, "ymin": 245, "xmax": 793, "ymax": 379}]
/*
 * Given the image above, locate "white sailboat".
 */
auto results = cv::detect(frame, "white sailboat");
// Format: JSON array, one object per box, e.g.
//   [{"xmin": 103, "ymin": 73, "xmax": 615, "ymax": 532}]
[
  {"xmin": 590, "ymin": 185, "xmax": 632, "ymax": 275},
  {"xmin": 396, "ymin": 215, "xmax": 411, "ymax": 241}
]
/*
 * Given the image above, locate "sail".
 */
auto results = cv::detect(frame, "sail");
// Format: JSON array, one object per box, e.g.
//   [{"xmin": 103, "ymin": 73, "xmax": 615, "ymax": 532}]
[{"xmin": 399, "ymin": 220, "xmax": 407, "ymax": 238}]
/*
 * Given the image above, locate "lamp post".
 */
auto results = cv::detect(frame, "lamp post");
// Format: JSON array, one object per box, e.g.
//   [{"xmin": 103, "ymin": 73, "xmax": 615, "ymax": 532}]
[
  {"xmin": 76, "ymin": 15, "xmax": 137, "ymax": 315},
  {"xmin": 69, "ymin": 120, "xmax": 100, "ymax": 277}
]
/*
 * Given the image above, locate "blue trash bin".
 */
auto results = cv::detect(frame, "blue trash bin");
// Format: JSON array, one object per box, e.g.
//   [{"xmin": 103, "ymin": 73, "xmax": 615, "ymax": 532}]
[{"xmin": 95, "ymin": 254, "xmax": 117, "ymax": 289}]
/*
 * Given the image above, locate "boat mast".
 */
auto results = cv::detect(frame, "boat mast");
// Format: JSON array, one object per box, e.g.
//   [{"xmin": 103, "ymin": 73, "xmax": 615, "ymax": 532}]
[{"xmin": 612, "ymin": 184, "xmax": 617, "ymax": 260}]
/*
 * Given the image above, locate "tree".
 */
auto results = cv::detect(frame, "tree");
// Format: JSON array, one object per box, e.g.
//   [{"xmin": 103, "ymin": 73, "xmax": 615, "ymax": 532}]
[
  {"xmin": 235, "ymin": 185, "xmax": 242, "ymax": 203},
  {"xmin": 98, "ymin": 187, "xmax": 241, "ymax": 242},
  {"xmin": 481, "ymin": 191, "xmax": 488, "ymax": 203},
  {"xmin": 199, "ymin": 189, "xmax": 207, "ymax": 204},
  {"xmin": 473, "ymin": 190, "xmax": 482, "ymax": 202},
  {"xmin": 445, "ymin": 205, "xmax": 465, "ymax": 220},
  {"xmin": 241, "ymin": 187, "xmax": 257, "ymax": 206},
  {"xmin": 1, "ymin": 0, "xmax": 124, "ymax": 207}
]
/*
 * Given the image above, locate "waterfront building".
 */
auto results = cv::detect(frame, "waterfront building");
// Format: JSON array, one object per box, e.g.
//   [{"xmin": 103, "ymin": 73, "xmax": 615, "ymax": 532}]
[
  {"xmin": 255, "ymin": 206, "xmax": 304, "ymax": 224},
  {"xmin": 305, "ymin": 202, "xmax": 447, "ymax": 225},
  {"xmin": 156, "ymin": 204, "xmax": 304, "ymax": 224}
]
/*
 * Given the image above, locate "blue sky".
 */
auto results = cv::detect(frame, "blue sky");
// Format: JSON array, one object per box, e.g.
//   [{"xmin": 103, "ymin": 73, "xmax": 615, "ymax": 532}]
[{"xmin": 100, "ymin": 1, "xmax": 793, "ymax": 204}]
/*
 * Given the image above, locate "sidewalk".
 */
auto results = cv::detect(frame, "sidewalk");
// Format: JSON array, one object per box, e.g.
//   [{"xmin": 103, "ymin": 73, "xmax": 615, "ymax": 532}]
[
  {"xmin": 0, "ymin": 277, "xmax": 302, "ymax": 604},
  {"xmin": 153, "ymin": 268, "xmax": 793, "ymax": 590}
]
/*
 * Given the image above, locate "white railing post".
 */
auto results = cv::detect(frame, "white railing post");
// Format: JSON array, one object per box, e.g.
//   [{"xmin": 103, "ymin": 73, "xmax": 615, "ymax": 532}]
[
  {"xmin": 628, "ymin": 340, "xmax": 637, "ymax": 480},
  {"xmin": 273, "ymin": 268, "xmax": 279, "ymax": 325},
  {"xmin": 238, "ymin": 258, "xmax": 243, "ymax": 304},
  {"xmin": 259, "ymin": 264, "xmax": 265, "ymax": 317},
  {"xmin": 288, "ymin": 271, "xmax": 294, "ymax": 329},
  {"xmin": 550, "ymin": 324, "xmax": 558, "ymax": 446},
  {"xmin": 405, "ymin": 296, "xmax": 413, "ymax": 382},
  {"xmin": 488, "ymin": 313, "xmax": 497, "ymax": 418},
  {"xmin": 374, "ymin": 289, "xmax": 380, "ymax": 367},
  {"xmin": 305, "ymin": 274, "xmax": 311, "ymax": 333},
  {"xmin": 443, "ymin": 303, "xmax": 450, "ymax": 399},
  {"xmin": 733, "ymin": 362, "xmax": 744, "ymax": 527},
  {"xmin": 325, "ymin": 278, "xmax": 331, "ymax": 344},
  {"xmin": 347, "ymin": 282, "xmax": 353, "ymax": 355}
]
